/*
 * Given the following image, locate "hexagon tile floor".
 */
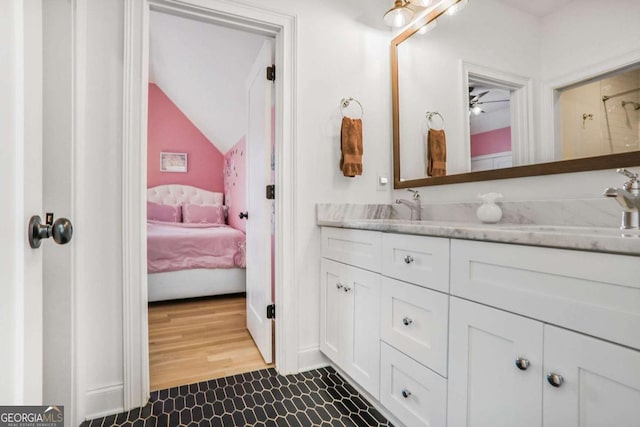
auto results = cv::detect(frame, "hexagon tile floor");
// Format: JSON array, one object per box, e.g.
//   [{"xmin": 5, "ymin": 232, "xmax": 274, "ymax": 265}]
[{"xmin": 81, "ymin": 366, "xmax": 394, "ymax": 427}]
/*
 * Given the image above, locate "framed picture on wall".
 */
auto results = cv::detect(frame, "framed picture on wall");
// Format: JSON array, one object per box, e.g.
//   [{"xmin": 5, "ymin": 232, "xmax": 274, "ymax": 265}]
[{"xmin": 160, "ymin": 152, "xmax": 188, "ymax": 173}]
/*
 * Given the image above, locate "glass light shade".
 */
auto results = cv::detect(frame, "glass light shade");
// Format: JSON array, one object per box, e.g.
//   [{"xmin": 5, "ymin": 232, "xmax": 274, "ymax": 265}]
[
  {"xmin": 471, "ymin": 105, "xmax": 483, "ymax": 115},
  {"xmin": 384, "ymin": 0, "xmax": 414, "ymax": 27}
]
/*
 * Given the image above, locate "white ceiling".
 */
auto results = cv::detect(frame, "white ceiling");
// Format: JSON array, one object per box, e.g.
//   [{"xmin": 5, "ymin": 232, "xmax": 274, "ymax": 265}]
[
  {"xmin": 496, "ymin": 0, "xmax": 574, "ymax": 17},
  {"xmin": 149, "ymin": 11, "xmax": 272, "ymax": 153}
]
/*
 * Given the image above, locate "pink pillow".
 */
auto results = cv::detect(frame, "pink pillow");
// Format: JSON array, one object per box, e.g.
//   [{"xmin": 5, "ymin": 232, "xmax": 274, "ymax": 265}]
[
  {"xmin": 183, "ymin": 204, "xmax": 226, "ymax": 224},
  {"xmin": 147, "ymin": 201, "xmax": 181, "ymax": 223}
]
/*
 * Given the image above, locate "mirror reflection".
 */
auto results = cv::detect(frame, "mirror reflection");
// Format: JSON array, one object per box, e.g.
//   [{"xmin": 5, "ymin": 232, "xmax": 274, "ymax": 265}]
[{"xmin": 393, "ymin": 0, "xmax": 640, "ymax": 186}]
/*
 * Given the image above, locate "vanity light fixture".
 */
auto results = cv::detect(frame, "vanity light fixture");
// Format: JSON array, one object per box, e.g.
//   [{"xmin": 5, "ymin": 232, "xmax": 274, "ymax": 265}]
[
  {"xmin": 446, "ymin": 0, "xmax": 468, "ymax": 16},
  {"xmin": 383, "ymin": 0, "xmax": 415, "ymax": 28}
]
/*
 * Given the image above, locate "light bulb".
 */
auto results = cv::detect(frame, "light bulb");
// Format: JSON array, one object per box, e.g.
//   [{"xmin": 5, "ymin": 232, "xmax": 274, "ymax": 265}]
[{"xmin": 383, "ymin": 0, "xmax": 415, "ymax": 27}]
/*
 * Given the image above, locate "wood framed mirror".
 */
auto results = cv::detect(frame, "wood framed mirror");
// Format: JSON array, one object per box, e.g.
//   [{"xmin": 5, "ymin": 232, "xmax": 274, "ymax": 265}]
[{"xmin": 391, "ymin": 0, "xmax": 640, "ymax": 189}]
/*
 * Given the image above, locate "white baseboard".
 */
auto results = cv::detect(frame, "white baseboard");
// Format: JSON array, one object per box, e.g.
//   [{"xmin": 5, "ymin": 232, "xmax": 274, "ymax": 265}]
[
  {"xmin": 297, "ymin": 347, "xmax": 329, "ymax": 372},
  {"xmin": 83, "ymin": 383, "xmax": 125, "ymax": 421}
]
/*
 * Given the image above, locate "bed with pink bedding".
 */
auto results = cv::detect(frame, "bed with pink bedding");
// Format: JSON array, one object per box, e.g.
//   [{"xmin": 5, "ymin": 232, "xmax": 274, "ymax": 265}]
[
  {"xmin": 146, "ymin": 184, "xmax": 246, "ymax": 302},
  {"xmin": 147, "ymin": 221, "xmax": 246, "ymax": 273}
]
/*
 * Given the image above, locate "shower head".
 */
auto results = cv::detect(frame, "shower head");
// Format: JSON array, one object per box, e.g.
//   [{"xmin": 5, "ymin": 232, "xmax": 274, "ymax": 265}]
[{"xmin": 622, "ymin": 100, "xmax": 640, "ymax": 110}]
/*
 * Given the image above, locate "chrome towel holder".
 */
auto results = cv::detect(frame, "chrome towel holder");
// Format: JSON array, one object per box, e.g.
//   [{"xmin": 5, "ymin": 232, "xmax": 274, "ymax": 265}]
[
  {"xmin": 426, "ymin": 111, "xmax": 445, "ymax": 130},
  {"xmin": 340, "ymin": 97, "xmax": 364, "ymax": 118}
]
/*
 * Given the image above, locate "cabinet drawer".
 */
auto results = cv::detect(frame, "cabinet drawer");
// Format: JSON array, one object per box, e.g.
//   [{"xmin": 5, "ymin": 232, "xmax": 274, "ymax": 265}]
[
  {"xmin": 380, "ymin": 342, "xmax": 447, "ymax": 427},
  {"xmin": 382, "ymin": 233, "xmax": 449, "ymax": 292},
  {"xmin": 381, "ymin": 277, "xmax": 449, "ymax": 376},
  {"xmin": 321, "ymin": 227, "xmax": 381, "ymax": 272},
  {"xmin": 450, "ymin": 239, "xmax": 640, "ymax": 350}
]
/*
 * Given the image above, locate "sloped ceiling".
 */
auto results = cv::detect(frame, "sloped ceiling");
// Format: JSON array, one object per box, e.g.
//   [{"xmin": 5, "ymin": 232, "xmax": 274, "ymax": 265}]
[{"xmin": 149, "ymin": 10, "xmax": 271, "ymax": 153}]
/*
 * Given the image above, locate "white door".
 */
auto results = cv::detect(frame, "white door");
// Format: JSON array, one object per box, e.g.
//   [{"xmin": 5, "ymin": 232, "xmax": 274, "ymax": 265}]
[
  {"xmin": 245, "ymin": 40, "xmax": 274, "ymax": 364},
  {"xmin": 448, "ymin": 297, "xmax": 543, "ymax": 427},
  {"xmin": 0, "ymin": 0, "xmax": 44, "ymax": 404},
  {"xmin": 543, "ymin": 325, "xmax": 640, "ymax": 427}
]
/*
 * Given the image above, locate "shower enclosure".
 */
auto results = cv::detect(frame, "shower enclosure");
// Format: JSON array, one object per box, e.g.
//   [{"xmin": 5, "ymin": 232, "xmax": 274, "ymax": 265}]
[{"xmin": 559, "ymin": 66, "xmax": 640, "ymax": 160}]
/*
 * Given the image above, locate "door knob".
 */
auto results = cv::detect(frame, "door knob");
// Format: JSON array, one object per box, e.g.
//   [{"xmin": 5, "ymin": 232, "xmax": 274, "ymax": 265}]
[
  {"xmin": 239, "ymin": 211, "xmax": 249, "ymax": 219},
  {"xmin": 28, "ymin": 214, "xmax": 73, "ymax": 249}
]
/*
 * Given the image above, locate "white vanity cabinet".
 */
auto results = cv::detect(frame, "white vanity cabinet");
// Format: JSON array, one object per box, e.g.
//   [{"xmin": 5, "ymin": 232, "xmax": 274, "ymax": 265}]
[
  {"xmin": 448, "ymin": 297, "xmax": 640, "ymax": 427},
  {"xmin": 319, "ymin": 225, "xmax": 640, "ymax": 427},
  {"xmin": 320, "ymin": 228, "xmax": 382, "ymax": 399},
  {"xmin": 449, "ymin": 239, "xmax": 640, "ymax": 427}
]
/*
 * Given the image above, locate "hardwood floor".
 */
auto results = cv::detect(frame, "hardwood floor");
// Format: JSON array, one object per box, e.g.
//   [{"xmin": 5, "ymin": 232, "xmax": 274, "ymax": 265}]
[{"xmin": 148, "ymin": 293, "xmax": 273, "ymax": 391}]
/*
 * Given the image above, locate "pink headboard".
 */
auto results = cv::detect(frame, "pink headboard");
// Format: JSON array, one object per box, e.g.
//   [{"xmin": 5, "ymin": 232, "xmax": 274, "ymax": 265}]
[{"xmin": 147, "ymin": 184, "xmax": 224, "ymax": 206}]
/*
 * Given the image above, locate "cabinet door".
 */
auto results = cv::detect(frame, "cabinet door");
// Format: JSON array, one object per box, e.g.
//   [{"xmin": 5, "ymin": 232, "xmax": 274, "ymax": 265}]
[
  {"xmin": 448, "ymin": 298, "xmax": 543, "ymax": 427},
  {"xmin": 345, "ymin": 265, "xmax": 381, "ymax": 399},
  {"xmin": 320, "ymin": 259, "xmax": 351, "ymax": 365},
  {"xmin": 543, "ymin": 325, "xmax": 640, "ymax": 427}
]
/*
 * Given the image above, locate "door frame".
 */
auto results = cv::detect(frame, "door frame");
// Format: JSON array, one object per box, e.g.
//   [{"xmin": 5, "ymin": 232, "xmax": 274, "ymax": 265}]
[{"xmin": 122, "ymin": 0, "xmax": 298, "ymax": 409}]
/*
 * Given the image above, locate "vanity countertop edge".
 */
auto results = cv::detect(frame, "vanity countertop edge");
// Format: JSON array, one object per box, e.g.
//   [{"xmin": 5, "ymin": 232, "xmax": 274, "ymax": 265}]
[{"xmin": 316, "ymin": 206, "xmax": 640, "ymax": 257}]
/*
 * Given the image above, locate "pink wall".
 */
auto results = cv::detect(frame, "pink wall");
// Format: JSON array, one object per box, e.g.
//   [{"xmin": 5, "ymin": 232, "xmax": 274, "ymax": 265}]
[
  {"xmin": 470, "ymin": 127, "xmax": 512, "ymax": 157},
  {"xmin": 147, "ymin": 83, "xmax": 224, "ymax": 192},
  {"xmin": 224, "ymin": 136, "xmax": 246, "ymax": 232}
]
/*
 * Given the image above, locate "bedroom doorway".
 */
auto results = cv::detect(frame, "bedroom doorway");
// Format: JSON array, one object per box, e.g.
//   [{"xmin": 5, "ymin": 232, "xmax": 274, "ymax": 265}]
[{"xmin": 145, "ymin": 8, "xmax": 277, "ymax": 391}]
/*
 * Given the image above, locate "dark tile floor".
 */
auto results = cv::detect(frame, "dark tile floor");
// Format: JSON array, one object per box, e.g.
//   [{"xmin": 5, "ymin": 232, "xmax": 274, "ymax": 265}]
[{"xmin": 82, "ymin": 367, "xmax": 394, "ymax": 427}]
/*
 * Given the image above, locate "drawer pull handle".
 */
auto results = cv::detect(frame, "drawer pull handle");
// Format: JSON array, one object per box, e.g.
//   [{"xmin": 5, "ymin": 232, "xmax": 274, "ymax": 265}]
[
  {"xmin": 515, "ymin": 358, "xmax": 530, "ymax": 371},
  {"xmin": 336, "ymin": 283, "xmax": 343, "ymax": 290},
  {"xmin": 401, "ymin": 389, "xmax": 412, "ymax": 399},
  {"xmin": 402, "ymin": 317, "xmax": 413, "ymax": 326},
  {"xmin": 403, "ymin": 255, "xmax": 414, "ymax": 264},
  {"xmin": 547, "ymin": 373, "xmax": 564, "ymax": 388}
]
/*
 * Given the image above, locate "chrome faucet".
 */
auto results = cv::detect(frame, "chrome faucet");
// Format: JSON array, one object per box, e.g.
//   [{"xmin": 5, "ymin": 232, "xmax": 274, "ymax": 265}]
[
  {"xmin": 604, "ymin": 168, "xmax": 640, "ymax": 230},
  {"xmin": 396, "ymin": 189, "xmax": 422, "ymax": 221}
]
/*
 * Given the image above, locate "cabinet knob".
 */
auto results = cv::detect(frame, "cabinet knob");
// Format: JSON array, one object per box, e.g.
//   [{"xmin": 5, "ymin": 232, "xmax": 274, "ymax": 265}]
[
  {"xmin": 401, "ymin": 389, "xmax": 411, "ymax": 399},
  {"xmin": 336, "ymin": 283, "xmax": 343, "ymax": 290},
  {"xmin": 546, "ymin": 372, "xmax": 564, "ymax": 388},
  {"xmin": 402, "ymin": 317, "xmax": 413, "ymax": 326},
  {"xmin": 514, "ymin": 357, "xmax": 530, "ymax": 371},
  {"xmin": 403, "ymin": 255, "xmax": 414, "ymax": 264},
  {"xmin": 343, "ymin": 285, "xmax": 352, "ymax": 293}
]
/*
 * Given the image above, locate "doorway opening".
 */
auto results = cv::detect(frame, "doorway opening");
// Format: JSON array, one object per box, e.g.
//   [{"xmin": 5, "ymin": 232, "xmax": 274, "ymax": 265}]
[{"xmin": 145, "ymin": 9, "xmax": 276, "ymax": 391}]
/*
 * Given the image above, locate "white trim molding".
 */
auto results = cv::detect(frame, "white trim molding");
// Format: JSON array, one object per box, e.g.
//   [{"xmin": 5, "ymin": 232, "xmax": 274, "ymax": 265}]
[
  {"xmin": 462, "ymin": 62, "xmax": 534, "ymax": 168},
  {"xmin": 122, "ymin": 0, "xmax": 298, "ymax": 410}
]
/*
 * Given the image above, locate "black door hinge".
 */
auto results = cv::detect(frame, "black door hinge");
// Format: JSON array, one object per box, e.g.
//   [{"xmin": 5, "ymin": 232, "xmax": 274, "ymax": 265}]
[
  {"xmin": 266, "ymin": 185, "xmax": 275, "ymax": 200},
  {"xmin": 267, "ymin": 304, "xmax": 276, "ymax": 319},
  {"xmin": 266, "ymin": 65, "xmax": 276, "ymax": 82}
]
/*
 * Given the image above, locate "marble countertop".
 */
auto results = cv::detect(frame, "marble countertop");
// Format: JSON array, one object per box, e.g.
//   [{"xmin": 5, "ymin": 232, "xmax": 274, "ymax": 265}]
[{"xmin": 316, "ymin": 204, "xmax": 640, "ymax": 256}]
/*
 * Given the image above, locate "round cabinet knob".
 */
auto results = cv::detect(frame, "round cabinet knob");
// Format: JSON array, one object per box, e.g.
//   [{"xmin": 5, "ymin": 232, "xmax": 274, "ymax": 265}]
[
  {"xmin": 402, "ymin": 317, "xmax": 413, "ymax": 326},
  {"xmin": 514, "ymin": 357, "xmax": 530, "ymax": 371},
  {"xmin": 403, "ymin": 255, "xmax": 414, "ymax": 264},
  {"xmin": 239, "ymin": 211, "xmax": 249, "ymax": 219},
  {"xmin": 343, "ymin": 286, "xmax": 351, "ymax": 293},
  {"xmin": 51, "ymin": 218, "xmax": 73, "ymax": 245},
  {"xmin": 547, "ymin": 372, "xmax": 564, "ymax": 388},
  {"xmin": 336, "ymin": 283, "xmax": 343, "ymax": 290},
  {"xmin": 401, "ymin": 389, "xmax": 411, "ymax": 399}
]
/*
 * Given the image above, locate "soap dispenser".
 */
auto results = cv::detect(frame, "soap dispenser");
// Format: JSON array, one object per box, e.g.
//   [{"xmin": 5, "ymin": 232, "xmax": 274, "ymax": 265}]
[{"xmin": 477, "ymin": 193, "xmax": 503, "ymax": 223}]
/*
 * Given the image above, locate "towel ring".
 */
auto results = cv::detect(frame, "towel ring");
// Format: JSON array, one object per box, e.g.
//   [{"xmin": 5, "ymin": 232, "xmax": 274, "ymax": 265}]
[
  {"xmin": 426, "ymin": 111, "xmax": 445, "ymax": 130},
  {"xmin": 341, "ymin": 97, "xmax": 364, "ymax": 119}
]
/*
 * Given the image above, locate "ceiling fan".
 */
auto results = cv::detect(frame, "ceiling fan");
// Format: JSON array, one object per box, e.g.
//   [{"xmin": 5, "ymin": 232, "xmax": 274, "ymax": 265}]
[{"xmin": 469, "ymin": 87, "xmax": 509, "ymax": 115}]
